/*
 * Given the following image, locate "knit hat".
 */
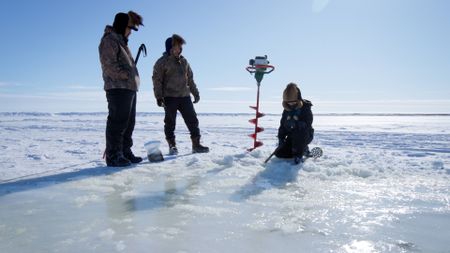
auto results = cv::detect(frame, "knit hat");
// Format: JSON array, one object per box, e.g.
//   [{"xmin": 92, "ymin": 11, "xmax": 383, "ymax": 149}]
[
  {"xmin": 113, "ymin": 12, "xmax": 129, "ymax": 35},
  {"xmin": 283, "ymin": 83, "xmax": 302, "ymax": 102},
  {"xmin": 165, "ymin": 34, "xmax": 186, "ymax": 54}
]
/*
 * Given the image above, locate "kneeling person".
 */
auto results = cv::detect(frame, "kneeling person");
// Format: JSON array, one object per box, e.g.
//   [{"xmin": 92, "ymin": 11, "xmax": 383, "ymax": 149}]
[{"xmin": 275, "ymin": 83, "xmax": 314, "ymax": 164}]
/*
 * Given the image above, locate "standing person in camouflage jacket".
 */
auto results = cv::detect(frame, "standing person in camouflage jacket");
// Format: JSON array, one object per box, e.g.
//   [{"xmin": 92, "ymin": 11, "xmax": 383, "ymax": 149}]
[
  {"xmin": 99, "ymin": 11, "xmax": 144, "ymax": 167},
  {"xmin": 152, "ymin": 34, "xmax": 209, "ymax": 155}
]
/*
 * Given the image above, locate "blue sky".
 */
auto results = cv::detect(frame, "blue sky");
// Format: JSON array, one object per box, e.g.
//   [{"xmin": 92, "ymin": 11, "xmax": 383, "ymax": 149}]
[{"xmin": 1, "ymin": 0, "xmax": 449, "ymax": 113}]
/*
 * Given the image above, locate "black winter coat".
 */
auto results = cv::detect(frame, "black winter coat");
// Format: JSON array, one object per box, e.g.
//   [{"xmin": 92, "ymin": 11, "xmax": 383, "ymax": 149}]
[{"xmin": 277, "ymin": 100, "xmax": 314, "ymax": 142}]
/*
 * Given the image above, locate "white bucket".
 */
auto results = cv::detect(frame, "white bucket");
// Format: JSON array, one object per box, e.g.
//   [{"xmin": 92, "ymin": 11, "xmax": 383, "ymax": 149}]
[{"xmin": 144, "ymin": 141, "xmax": 164, "ymax": 162}]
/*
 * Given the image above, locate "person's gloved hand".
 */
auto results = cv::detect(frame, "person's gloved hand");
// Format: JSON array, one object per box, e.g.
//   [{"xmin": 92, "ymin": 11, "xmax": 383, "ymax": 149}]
[
  {"xmin": 157, "ymin": 98, "xmax": 165, "ymax": 107},
  {"xmin": 193, "ymin": 95, "xmax": 200, "ymax": 104}
]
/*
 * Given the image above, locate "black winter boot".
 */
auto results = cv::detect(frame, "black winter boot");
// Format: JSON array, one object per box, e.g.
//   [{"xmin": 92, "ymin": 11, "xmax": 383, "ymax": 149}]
[
  {"xmin": 124, "ymin": 150, "xmax": 143, "ymax": 164},
  {"xmin": 292, "ymin": 147, "xmax": 304, "ymax": 164},
  {"xmin": 106, "ymin": 151, "xmax": 132, "ymax": 167},
  {"xmin": 294, "ymin": 155, "xmax": 303, "ymax": 164},
  {"xmin": 303, "ymin": 145, "xmax": 311, "ymax": 157},
  {"xmin": 167, "ymin": 137, "xmax": 178, "ymax": 155},
  {"xmin": 191, "ymin": 136, "xmax": 209, "ymax": 153}
]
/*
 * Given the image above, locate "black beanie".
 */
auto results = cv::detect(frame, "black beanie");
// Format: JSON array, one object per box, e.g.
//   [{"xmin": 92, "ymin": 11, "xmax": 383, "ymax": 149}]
[
  {"xmin": 165, "ymin": 37, "xmax": 172, "ymax": 55},
  {"xmin": 113, "ymin": 13, "xmax": 129, "ymax": 36}
]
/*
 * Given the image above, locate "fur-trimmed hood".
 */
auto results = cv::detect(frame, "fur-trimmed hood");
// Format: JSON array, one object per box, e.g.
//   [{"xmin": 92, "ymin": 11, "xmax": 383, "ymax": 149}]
[
  {"xmin": 283, "ymin": 83, "xmax": 301, "ymax": 102},
  {"xmin": 283, "ymin": 99, "xmax": 314, "ymax": 111},
  {"xmin": 281, "ymin": 83, "xmax": 312, "ymax": 111}
]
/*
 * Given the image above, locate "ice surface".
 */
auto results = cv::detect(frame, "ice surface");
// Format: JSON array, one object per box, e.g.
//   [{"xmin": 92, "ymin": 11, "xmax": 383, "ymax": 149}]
[{"xmin": 0, "ymin": 113, "xmax": 449, "ymax": 252}]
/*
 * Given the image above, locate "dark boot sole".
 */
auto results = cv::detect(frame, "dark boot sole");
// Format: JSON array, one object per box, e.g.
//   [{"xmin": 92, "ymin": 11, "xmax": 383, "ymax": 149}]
[
  {"xmin": 192, "ymin": 149, "xmax": 209, "ymax": 153},
  {"xmin": 106, "ymin": 162, "xmax": 132, "ymax": 167},
  {"xmin": 127, "ymin": 157, "xmax": 143, "ymax": 163}
]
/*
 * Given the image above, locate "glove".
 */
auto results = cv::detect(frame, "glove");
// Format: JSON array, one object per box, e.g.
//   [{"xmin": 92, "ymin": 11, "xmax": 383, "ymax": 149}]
[
  {"xmin": 192, "ymin": 95, "xmax": 200, "ymax": 104},
  {"xmin": 157, "ymin": 98, "xmax": 165, "ymax": 107},
  {"xmin": 193, "ymin": 95, "xmax": 200, "ymax": 104}
]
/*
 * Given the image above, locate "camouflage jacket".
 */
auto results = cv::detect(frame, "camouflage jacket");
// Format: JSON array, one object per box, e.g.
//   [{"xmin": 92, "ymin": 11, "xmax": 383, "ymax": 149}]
[
  {"xmin": 152, "ymin": 52, "xmax": 199, "ymax": 99},
  {"xmin": 99, "ymin": 26, "xmax": 140, "ymax": 91}
]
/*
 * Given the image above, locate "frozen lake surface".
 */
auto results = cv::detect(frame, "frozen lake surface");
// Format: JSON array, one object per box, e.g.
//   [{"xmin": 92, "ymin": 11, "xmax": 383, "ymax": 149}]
[{"xmin": 1, "ymin": 113, "xmax": 449, "ymax": 253}]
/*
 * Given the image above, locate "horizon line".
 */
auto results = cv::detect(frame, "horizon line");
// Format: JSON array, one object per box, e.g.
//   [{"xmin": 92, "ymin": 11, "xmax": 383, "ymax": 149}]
[{"xmin": 1, "ymin": 111, "xmax": 450, "ymax": 117}]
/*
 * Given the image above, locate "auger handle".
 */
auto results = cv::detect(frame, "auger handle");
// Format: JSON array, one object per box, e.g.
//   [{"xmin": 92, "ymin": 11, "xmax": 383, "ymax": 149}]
[{"xmin": 246, "ymin": 64, "xmax": 275, "ymax": 74}]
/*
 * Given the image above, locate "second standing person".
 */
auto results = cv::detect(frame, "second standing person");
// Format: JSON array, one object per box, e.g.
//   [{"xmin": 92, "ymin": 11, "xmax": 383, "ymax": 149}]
[{"xmin": 152, "ymin": 34, "xmax": 209, "ymax": 155}]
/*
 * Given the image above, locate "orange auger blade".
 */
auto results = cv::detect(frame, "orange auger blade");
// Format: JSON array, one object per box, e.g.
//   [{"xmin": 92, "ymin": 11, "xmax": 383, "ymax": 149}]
[
  {"xmin": 255, "ymin": 126, "xmax": 264, "ymax": 133},
  {"xmin": 247, "ymin": 141, "xmax": 264, "ymax": 152},
  {"xmin": 254, "ymin": 141, "xmax": 263, "ymax": 148}
]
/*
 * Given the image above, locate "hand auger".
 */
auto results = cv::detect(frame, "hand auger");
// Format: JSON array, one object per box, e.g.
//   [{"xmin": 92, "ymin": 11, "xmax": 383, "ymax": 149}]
[
  {"xmin": 134, "ymin": 44, "xmax": 147, "ymax": 64},
  {"xmin": 246, "ymin": 55, "xmax": 275, "ymax": 151}
]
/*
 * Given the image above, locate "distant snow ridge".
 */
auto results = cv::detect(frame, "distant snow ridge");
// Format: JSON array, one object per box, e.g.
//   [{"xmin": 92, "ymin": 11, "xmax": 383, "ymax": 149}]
[{"xmin": 0, "ymin": 112, "xmax": 53, "ymax": 117}]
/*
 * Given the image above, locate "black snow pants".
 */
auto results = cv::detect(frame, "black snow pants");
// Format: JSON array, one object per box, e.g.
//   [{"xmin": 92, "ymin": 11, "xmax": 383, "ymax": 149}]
[
  {"xmin": 163, "ymin": 97, "xmax": 200, "ymax": 140},
  {"xmin": 275, "ymin": 127, "xmax": 313, "ymax": 158},
  {"xmin": 105, "ymin": 89, "xmax": 136, "ymax": 156}
]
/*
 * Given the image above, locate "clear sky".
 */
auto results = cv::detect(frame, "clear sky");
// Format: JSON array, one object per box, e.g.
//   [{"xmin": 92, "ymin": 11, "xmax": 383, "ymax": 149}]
[{"xmin": 1, "ymin": 0, "xmax": 449, "ymax": 113}]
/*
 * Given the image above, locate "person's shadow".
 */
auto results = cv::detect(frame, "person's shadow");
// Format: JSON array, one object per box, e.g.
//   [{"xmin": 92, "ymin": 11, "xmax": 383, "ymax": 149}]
[
  {"xmin": 230, "ymin": 158, "xmax": 300, "ymax": 201},
  {"xmin": 0, "ymin": 164, "xmax": 135, "ymax": 197}
]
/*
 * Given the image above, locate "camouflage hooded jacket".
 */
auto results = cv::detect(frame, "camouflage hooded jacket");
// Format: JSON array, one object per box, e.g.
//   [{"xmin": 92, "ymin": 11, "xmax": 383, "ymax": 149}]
[
  {"xmin": 99, "ymin": 26, "xmax": 140, "ymax": 91},
  {"xmin": 152, "ymin": 52, "xmax": 199, "ymax": 99}
]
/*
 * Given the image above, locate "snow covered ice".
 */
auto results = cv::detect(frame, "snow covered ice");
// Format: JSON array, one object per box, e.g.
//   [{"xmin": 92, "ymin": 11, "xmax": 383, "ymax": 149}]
[{"xmin": 0, "ymin": 112, "xmax": 449, "ymax": 253}]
